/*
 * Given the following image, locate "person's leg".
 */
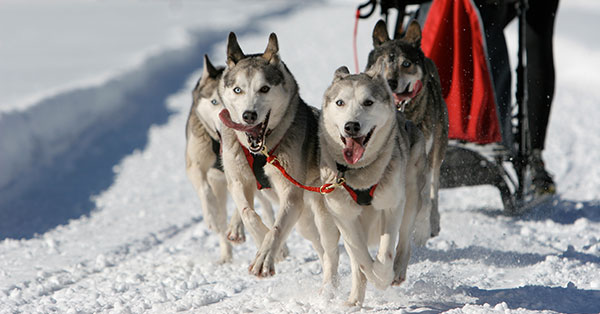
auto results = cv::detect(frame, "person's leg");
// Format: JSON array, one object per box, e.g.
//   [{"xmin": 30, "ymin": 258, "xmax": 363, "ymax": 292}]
[
  {"xmin": 474, "ymin": 0, "xmax": 514, "ymax": 149},
  {"xmin": 526, "ymin": 0, "xmax": 559, "ymax": 195},
  {"xmin": 526, "ymin": 0, "xmax": 558, "ymax": 150}
]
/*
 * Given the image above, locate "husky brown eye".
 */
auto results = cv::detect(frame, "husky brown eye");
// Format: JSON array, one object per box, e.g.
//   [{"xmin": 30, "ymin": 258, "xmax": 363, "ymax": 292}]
[
  {"xmin": 259, "ymin": 86, "xmax": 270, "ymax": 93},
  {"xmin": 363, "ymin": 99, "xmax": 373, "ymax": 107},
  {"xmin": 233, "ymin": 87, "xmax": 242, "ymax": 94},
  {"xmin": 211, "ymin": 99, "xmax": 218, "ymax": 105},
  {"xmin": 402, "ymin": 60, "xmax": 412, "ymax": 68},
  {"xmin": 335, "ymin": 99, "xmax": 345, "ymax": 106}
]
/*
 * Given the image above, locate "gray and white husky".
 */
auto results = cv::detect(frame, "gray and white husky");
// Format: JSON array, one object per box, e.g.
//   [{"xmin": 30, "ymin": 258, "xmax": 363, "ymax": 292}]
[
  {"xmin": 185, "ymin": 55, "xmax": 275, "ymax": 263},
  {"xmin": 217, "ymin": 32, "xmax": 339, "ymax": 283},
  {"xmin": 366, "ymin": 20, "xmax": 449, "ymax": 237},
  {"xmin": 319, "ymin": 65, "xmax": 430, "ymax": 306}
]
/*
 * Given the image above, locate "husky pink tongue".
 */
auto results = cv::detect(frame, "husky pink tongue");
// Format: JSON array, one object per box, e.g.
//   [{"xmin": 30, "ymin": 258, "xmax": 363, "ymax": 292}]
[
  {"xmin": 393, "ymin": 80, "xmax": 423, "ymax": 105},
  {"xmin": 219, "ymin": 109, "xmax": 261, "ymax": 138},
  {"xmin": 342, "ymin": 137, "xmax": 365, "ymax": 164}
]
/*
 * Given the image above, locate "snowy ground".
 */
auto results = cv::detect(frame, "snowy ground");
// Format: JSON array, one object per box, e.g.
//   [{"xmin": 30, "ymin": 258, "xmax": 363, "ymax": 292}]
[{"xmin": 1, "ymin": 0, "xmax": 600, "ymax": 313}]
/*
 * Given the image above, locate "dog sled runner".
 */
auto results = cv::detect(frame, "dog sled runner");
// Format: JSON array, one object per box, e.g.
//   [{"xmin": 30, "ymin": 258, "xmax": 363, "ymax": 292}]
[{"xmin": 356, "ymin": 0, "xmax": 541, "ymax": 214}]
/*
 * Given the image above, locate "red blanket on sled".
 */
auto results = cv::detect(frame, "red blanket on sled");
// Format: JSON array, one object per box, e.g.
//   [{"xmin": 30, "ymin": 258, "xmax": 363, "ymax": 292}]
[{"xmin": 421, "ymin": 0, "xmax": 501, "ymax": 144}]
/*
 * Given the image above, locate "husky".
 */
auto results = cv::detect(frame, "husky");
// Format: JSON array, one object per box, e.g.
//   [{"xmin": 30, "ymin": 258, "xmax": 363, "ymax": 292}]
[
  {"xmin": 217, "ymin": 32, "xmax": 339, "ymax": 283},
  {"xmin": 366, "ymin": 20, "xmax": 449, "ymax": 237},
  {"xmin": 185, "ymin": 55, "xmax": 276, "ymax": 263},
  {"xmin": 319, "ymin": 65, "xmax": 430, "ymax": 306}
]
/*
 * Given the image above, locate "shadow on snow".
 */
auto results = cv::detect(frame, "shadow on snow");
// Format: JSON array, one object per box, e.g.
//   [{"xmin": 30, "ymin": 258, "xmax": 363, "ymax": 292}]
[{"xmin": 0, "ymin": 4, "xmax": 300, "ymax": 240}]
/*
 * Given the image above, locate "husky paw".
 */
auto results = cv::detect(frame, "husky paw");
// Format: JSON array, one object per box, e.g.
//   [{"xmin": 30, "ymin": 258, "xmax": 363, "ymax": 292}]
[
  {"xmin": 275, "ymin": 244, "xmax": 289, "ymax": 262},
  {"xmin": 218, "ymin": 253, "xmax": 233, "ymax": 265},
  {"xmin": 370, "ymin": 261, "xmax": 394, "ymax": 290},
  {"xmin": 391, "ymin": 275, "xmax": 405, "ymax": 286},
  {"xmin": 413, "ymin": 224, "xmax": 432, "ymax": 246},
  {"xmin": 392, "ymin": 266, "xmax": 407, "ymax": 286},
  {"xmin": 343, "ymin": 299, "xmax": 362, "ymax": 308},
  {"xmin": 248, "ymin": 249, "xmax": 276, "ymax": 278},
  {"xmin": 226, "ymin": 222, "xmax": 245, "ymax": 244}
]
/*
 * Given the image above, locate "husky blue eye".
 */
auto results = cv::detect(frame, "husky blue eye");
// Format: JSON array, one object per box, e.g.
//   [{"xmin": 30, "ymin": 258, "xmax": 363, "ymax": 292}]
[
  {"xmin": 402, "ymin": 60, "xmax": 412, "ymax": 68},
  {"xmin": 211, "ymin": 99, "xmax": 218, "ymax": 105},
  {"xmin": 335, "ymin": 99, "xmax": 344, "ymax": 106},
  {"xmin": 259, "ymin": 86, "xmax": 270, "ymax": 93},
  {"xmin": 233, "ymin": 87, "xmax": 242, "ymax": 94},
  {"xmin": 363, "ymin": 100, "xmax": 373, "ymax": 107}
]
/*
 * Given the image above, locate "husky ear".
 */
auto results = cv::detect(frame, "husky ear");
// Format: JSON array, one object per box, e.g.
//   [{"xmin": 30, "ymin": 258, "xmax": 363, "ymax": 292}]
[
  {"xmin": 203, "ymin": 54, "xmax": 219, "ymax": 79},
  {"xmin": 403, "ymin": 20, "xmax": 422, "ymax": 47},
  {"xmin": 372, "ymin": 20, "xmax": 390, "ymax": 47},
  {"xmin": 333, "ymin": 66, "xmax": 350, "ymax": 82},
  {"xmin": 262, "ymin": 33, "xmax": 280, "ymax": 64},
  {"xmin": 365, "ymin": 57, "xmax": 384, "ymax": 80},
  {"xmin": 227, "ymin": 32, "xmax": 245, "ymax": 67}
]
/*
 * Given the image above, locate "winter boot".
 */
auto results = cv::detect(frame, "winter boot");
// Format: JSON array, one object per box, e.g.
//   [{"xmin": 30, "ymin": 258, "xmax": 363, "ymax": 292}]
[{"xmin": 530, "ymin": 149, "xmax": 556, "ymax": 196}]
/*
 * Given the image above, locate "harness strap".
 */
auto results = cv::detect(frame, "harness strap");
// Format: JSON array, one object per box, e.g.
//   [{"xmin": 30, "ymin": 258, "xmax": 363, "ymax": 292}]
[
  {"xmin": 260, "ymin": 145, "xmax": 344, "ymax": 194},
  {"xmin": 336, "ymin": 163, "xmax": 378, "ymax": 205},
  {"xmin": 240, "ymin": 143, "xmax": 275, "ymax": 190},
  {"xmin": 211, "ymin": 137, "xmax": 224, "ymax": 172}
]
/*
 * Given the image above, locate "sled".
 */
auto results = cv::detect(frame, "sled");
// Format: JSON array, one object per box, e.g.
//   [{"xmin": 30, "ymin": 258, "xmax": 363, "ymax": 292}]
[{"xmin": 356, "ymin": 0, "xmax": 538, "ymax": 214}]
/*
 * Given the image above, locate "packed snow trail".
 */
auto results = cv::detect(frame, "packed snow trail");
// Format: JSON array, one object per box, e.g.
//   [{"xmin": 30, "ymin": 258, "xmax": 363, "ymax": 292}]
[{"xmin": 1, "ymin": 1, "xmax": 600, "ymax": 313}]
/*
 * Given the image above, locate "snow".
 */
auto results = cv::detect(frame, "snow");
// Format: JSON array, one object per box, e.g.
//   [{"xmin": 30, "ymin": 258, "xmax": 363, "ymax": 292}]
[{"xmin": 1, "ymin": 0, "xmax": 600, "ymax": 313}]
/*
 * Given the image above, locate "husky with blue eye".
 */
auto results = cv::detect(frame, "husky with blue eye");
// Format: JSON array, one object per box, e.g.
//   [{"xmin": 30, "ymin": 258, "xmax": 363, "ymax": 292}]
[
  {"xmin": 185, "ymin": 55, "xmax": 276, "ymax": 263},
  {"xmin": 217, "ymin": 32, "xmax": 340, "ymax": 286}
]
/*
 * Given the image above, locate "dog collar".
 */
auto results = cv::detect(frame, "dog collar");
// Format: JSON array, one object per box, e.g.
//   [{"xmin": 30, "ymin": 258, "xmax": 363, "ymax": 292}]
[{"xmin": 335, "ymin": 163, "xmax": 378, "ymax": 206}]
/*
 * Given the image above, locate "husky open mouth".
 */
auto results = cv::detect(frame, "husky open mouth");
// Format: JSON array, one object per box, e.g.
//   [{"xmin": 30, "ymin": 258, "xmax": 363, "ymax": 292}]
[
  {"xmin": 393, "ymin": 80, "xmax": 423, "ymax": 111},
  {"xmin": 340, "ymin": 127, "xmax": 375, "ymax": 165},
  {"xmin": 219, "ymin": 109, "xmax": 270, "ymax": 153}
]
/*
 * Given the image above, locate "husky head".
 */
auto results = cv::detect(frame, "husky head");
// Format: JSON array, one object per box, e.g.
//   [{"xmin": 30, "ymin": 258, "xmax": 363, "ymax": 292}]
[
  {"xmin": 218, "ymin": 32, "xmax": 296, "ymax": 153},
  {"xmin": 192, "ymin": 55, "xmax": 225, "ymax": 139},
  {"xmin": 321, "ymin": 64, "xmax": 396, "ymax": 166},
  {"xmin": 366, "ymin": 20, "xmax": 424, "ymax": 111}
]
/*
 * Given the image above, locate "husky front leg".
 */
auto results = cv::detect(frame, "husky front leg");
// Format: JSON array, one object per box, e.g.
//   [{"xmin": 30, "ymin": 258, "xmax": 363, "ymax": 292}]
[
  {"xmin": 227, "ymin": 178, "xmax": 270, "ymax": 250},
  {"xmin": 206, "ymin": 168, "xmax": 234, "ymax": 263},
  {"xmin": 392, "ymin": 166, "xmax": 427, "ymax": 285},
  {"xmin": 331, "ymin": 210, "xmax": 391, "ymax": 290},
  {"xmin": 310, "ymin": 195, "xmax": 340, "ymax": 287},
  {"xmin": 429, "ymin": 155, "xmax": 442, "ymax": 237},
  {"xmin": 373, "ymin": 207, "xmax": 404, "ymax": 287},
  {"xmin": 226, "ymin": 207, "xmax": 245, "ymax": 244},
  {"xmin": 256, "ymin": 189, "xmax": 276, "ymax": 227},
  {"xmin": 227, "ymin": 189, "xmax": 274, "ymax": 245},
  {"xmin": 249, "ymin": 184, "xmax": 303, "ymax": 277},
  {"xmin": 346, "ymin": 252, "xmax": 367, "ymax": 306},
  {"xmin": 187, "ymin": 163, "xmax": 232, "ymax": 262}
]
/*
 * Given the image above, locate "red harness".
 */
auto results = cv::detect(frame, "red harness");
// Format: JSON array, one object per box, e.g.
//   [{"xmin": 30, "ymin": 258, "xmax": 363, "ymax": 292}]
[
  {"xmin": 241, "ymin": 142, "xmax": 378, "ymax": 205},
  {"xmin": 240, "ymin": 143, "xmax": 278, "ymax": 190},
  {"xmin": 335, "ymin": 163, "xmax": 378, "ymax": 206}
]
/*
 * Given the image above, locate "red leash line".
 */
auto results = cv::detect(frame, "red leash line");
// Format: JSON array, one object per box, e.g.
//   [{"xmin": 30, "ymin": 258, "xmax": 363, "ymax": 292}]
[
  {"xmin": 353, "ymin": 8, "xmax": 360, "ymax": 74},
  {"xmin": 260, "ymin": 146, "xmax": 343, "ymax": 194}
]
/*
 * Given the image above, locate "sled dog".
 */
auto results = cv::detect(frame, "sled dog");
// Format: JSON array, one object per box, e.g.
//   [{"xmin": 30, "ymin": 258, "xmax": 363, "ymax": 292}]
[
  {"xmin": 217, "ymin": 32, "xmax": 339, "ymax": 283},
  {"xmin": 366, "ymin": 20, "xmax": 448, "ymax": 237},
  {"xmin": 185, "ymin": 55, "xmax": 275, "ymax": 263},
  {"xmin": 319, "ymin": 65, "xmax": 430, "ymax": 305}
]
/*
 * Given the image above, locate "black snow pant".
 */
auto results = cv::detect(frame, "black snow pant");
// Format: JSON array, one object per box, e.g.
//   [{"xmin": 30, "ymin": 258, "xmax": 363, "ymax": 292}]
[{"xmin": 474, "ymin": 0, "xmax": 559, "ymax": 151}]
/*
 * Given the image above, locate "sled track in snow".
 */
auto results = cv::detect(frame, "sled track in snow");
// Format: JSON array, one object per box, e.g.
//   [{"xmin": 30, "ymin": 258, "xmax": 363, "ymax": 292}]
[{"xmin": 0, "ymin": 3, "xmax": 301, "ymax": 240}]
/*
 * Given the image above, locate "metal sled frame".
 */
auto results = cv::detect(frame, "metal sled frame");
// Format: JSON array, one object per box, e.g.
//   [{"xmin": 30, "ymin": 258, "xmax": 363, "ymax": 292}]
[{"xmin": 358, "ymin": 0, "xmax": 535, "ymax": 214}]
